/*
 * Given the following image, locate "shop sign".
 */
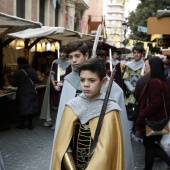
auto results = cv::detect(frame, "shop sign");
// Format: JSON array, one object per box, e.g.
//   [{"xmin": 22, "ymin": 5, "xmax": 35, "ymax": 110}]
[{"xmin": 157, "ymin": 38, "xmax": 170, "ymax": 47}]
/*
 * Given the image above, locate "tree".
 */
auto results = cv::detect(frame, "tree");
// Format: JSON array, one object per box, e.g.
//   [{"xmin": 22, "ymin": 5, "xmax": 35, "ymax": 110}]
[{"xmin": 127, "ymin": 0, "xmax": 170, "ymax": 41}]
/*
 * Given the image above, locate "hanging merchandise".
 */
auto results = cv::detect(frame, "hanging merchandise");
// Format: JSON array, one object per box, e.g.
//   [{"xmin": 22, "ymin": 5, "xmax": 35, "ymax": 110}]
[
  {"xmin": 36, "ymin": 42, "xmax": 42, "ymax": 52},
  {"xmin": 51, "ymin": 43, "xmax": 55, "ymax": 52},
  {"xmin": 46, "ymin": 42, "xmax": 51, "ymax": 51},
  {"xmin": 9, "ymin": 40, "xmax": 16, "ymax": 49},
  {"xmin": 52, "ymin": 0, "xmax": 56, "ymax": 9},
  {"xmin": 66, "ymin": 11, "xmax": 68, "ymax": 25},
  {"xmin": 79, "ymin": 20, "xmax": 84, "ymax": 30},
  {"xmin": 16, "ymin": 39, "xmax": 24, "ymax": 49},
  {"xmin": 41, "ymin": 42, "xmax": 46, "ymax": 52}
]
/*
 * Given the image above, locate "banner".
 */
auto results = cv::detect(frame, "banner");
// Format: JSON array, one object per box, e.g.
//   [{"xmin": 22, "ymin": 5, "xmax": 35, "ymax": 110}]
[
  {"xmin": 137, "ymin": 26, "xmax": 147, "ymax": 33},
  {"xmin": 151, "ymin": 34, "xmax": 161, "ymax": 41}
]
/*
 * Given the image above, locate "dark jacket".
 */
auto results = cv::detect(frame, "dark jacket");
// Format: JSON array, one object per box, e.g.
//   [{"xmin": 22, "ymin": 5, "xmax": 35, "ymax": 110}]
[
  {"xmin": 135, "ymin": 78, "xmax": 169, "ymax": 133},
  {"xmin": 11, "ymin": 64, "xmax": 40, "ymax": 116},
  {"xmin": 133, "ymin": 75, "xmax": 150, "ymax": 101},
  {"xmin": 106, "ymin": 62, "xmax": 123, "ymax": 88}
]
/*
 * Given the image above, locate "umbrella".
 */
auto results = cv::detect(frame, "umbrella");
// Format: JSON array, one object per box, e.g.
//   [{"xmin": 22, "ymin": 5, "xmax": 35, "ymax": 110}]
[
  {"xmin": 115, "ymin": 47, "xmax": 132, "ymax": 54},
  {"xmin": 86, "ymin": 40, "xmax": 117, "ymax": 52}
]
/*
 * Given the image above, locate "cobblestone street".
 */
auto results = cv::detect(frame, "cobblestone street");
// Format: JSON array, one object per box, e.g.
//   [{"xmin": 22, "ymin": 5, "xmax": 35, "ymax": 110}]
[{"xmin": 0, "ymin": 116, "xmax": 167, "ymax": 170}]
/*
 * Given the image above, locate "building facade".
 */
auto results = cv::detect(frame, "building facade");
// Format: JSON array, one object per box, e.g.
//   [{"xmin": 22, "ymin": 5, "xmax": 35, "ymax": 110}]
[
  {"xmin": 83, "ymin": 0, "xmax": 103, "ymax": 34},
  {"xmin": 0, "ymin": 0, "xmax": 89, "ymax": 31},
  {"xmin": 83, "ymin": 0, "xmax": 126, "ymax": 47},
  {"xmin": 104, "ymin": 0, "xmax": 125, "ymax": 47}
]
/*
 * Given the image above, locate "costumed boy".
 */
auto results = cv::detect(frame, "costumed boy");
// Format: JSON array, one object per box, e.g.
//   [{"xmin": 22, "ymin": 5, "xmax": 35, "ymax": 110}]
[
  {"xmin": 40, "ymin": 47, "xmax": 71, "ymax": 127},
  {"xmin": 50, "ymin": 40, "xmax": 134, "ymax": 170},
  {"xmin": 52, "ymin": 58, "xmax": 124, "ymax": 170},
  {"xmin": 122, "ymin": 45, "xmax": 144, "ymax": 135},
  {"xmin": 106, "ymin": 51, "xmax": 123, "ymax": 87}
]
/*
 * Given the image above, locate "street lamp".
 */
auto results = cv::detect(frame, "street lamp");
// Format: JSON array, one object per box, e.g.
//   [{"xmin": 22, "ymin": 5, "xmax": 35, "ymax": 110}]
[{"xmin": 121, "ymin": 22, "xmax": 128, "ymax": 40}]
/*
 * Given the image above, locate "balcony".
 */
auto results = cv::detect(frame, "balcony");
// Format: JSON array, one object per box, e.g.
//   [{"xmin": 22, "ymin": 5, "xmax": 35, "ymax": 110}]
[
  {"xmin": 77, "ymin": 0, "xmax": 89, "ymax": 10},
  {"xmin": 107, "ymin": 17, "xmax": 124, "ymax": 22},
  {"xmin": 107, "ymin": 2, "xmax": 123, "ymax": 7},
  {"xmin": 107, "ymin": 10, "xmax": 124, "ymax": 14}
]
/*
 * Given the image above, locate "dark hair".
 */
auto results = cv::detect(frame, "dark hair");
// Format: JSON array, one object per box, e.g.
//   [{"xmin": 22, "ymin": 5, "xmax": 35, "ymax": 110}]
[
  {"xmin": 67, "ymin": 40, "xmax": 89, "ymax": 56},
  {"xmin": 78, "ymin": 58, "xmax": 107, "ymax": 80},
  {"xmin": 148, "ymin": 57, "xmax": 166, "ymax": 81},
  {"xmin": 17, "ymin": 57, "xmax": 28, "ymax": 65},
  {"xmin": 166, "ymin": 55, "xmax": 170, "ymax": 59},
  {"xmin": 132, "ymin": 45, "xmax": 144, "ymax": 54},
  {"xmin": 60, "ymin": 46, "xmax": 67, "ymax": 53},
  {"xmin": 145, "ymin": 56, "xmax": 152, "ymax": 61}
]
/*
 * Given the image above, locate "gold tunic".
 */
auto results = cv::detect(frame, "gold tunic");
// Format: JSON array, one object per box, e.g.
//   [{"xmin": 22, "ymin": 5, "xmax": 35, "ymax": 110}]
[{"xmin": 51, "ymin": 106, "xmax": 124, "ymax": 170}]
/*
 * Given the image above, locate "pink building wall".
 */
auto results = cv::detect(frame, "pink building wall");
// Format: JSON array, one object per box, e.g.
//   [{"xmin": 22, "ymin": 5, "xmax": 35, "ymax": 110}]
[
  {"xmin": 83, "ymin": 0, "xmax": 103, "ymax": 33},
  {"xmin": 0, "ymin": 0, "xmax": 14, "ymax": 15}
]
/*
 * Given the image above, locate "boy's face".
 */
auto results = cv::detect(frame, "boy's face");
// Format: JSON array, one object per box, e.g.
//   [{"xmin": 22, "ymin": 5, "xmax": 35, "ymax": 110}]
[
  {"xmin": 68, "ymin": 50, "xmax": 88, "ymax": 69},
  {"xmin": 133, "ymin": 49, "xmax": 143, "ymax": 61},
  {"xmin": 80, "ymin": 70, "xmax": 107, "ymax": 99},
  {"xmin": 112, "ymin": 53, "xmax": 118, "ymax": 60},
  {"xmin": 60, "ymin": 52, "xmax": 67, "ymax": 60}
]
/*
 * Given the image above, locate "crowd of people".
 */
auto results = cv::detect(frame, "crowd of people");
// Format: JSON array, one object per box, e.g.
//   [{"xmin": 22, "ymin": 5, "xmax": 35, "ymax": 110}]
[{"xmin": 10, "ymin": 39, "xmax": 170, "ymax": 170}]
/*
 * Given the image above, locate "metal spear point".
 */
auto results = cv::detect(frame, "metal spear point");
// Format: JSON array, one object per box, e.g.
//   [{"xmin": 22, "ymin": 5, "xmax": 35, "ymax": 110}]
[{"xmin": 91, "ymin": 24, "xmax": 102, "ymax": 58}]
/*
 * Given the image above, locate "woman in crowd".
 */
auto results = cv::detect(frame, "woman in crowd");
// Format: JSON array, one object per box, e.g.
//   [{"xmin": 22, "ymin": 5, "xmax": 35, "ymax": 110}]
[
  {"xmin": 11, "ymin": 57, "xmax": 40, "ymax": 130},
  {"xmin": 135, "ymin": 57, "xmax": 170, "ymax": 170}
]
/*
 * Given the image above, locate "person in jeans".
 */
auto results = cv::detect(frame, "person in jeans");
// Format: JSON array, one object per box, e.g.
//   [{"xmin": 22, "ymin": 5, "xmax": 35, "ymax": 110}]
[{"xmin": 135, "ymin": 57, "xmax": 170, "ymax": 170}]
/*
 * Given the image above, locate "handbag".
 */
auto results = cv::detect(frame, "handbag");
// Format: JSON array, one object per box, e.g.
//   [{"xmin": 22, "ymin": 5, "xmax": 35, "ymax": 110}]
[
  {"xmin": 145, "ymin": 80, "xmax": 170, "ymax": 137},
  {"xmin": 160, "ymin": 120, "xmax": 170, "ymax": 156}
]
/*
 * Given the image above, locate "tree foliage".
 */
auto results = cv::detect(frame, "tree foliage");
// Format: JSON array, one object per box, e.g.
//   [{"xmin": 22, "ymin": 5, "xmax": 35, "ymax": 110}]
[{"xmin": 127, "ymin": 0, "xmax": 170, "ymax": 41}]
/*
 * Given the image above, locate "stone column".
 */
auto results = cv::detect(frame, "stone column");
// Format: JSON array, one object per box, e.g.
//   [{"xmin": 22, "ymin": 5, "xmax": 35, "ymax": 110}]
[
  {"xmin": 44, "ymin": 0, "xmax": 50, "ymax": 25},
  {"xmin": 65, "ymin": 0, "xmax": 76, "ymax": 30},
  {"xmin": 25, "ymin": 0, "xmax": 32, "ymax": 20}
]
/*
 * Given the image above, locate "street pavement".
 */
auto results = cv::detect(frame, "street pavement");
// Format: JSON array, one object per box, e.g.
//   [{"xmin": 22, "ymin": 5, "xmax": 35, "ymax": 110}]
[{"xmin": 0, "ymin": 116, "xmax": 167, "ymax": 170}]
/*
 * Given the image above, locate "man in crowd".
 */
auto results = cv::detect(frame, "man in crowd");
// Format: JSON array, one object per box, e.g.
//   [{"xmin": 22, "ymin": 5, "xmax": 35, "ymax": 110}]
[{"xmin": 122, "ymin": 45, "xmax": 144, "ymax": 138}]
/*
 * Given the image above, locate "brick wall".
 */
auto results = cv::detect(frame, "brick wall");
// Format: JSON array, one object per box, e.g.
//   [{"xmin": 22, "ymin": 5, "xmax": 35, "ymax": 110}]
[
  {"xmin": 0, "ymin": 0, "xmax": 14, "ymax": 15},
  {"xmin": 83, "ymin": 0, "xmax": 103, "ymax": 33}
]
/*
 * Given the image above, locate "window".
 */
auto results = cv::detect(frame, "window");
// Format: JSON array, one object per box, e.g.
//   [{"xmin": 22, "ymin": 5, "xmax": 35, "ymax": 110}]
[
  {"xmin": 16, "ymin": 0, "xmax": 25, "ymax": 18},
  {"xmin": 55, "ymin": 4, "xmax": 59, "ymax": 26},
  {"xmin": 39, "ymin": 0, "xmax": 45, "ymax": 25}
]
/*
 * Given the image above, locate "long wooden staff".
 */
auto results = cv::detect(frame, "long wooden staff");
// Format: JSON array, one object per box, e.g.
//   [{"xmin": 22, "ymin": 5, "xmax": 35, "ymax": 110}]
[{"xmin": 89, "ymin": 68, "xmax": 116, "ymax": 158}]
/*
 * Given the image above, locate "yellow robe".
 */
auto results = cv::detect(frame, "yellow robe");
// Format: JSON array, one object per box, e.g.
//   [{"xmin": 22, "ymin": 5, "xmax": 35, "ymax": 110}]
[{"xmin": 52, "ymin": 106, "xmax": 124, "ymax": 170}]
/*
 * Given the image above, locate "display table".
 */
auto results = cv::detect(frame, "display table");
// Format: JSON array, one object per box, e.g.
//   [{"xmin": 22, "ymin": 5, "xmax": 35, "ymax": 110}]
[{"xmin": 0, "ymin": 84, "xmax": 46, "ymax": 131}]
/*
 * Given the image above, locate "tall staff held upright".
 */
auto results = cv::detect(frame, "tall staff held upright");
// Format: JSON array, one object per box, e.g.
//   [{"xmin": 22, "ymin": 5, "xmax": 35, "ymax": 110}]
[
  {"xmin": 57, "ymin": 43, "xmax": 60, "ymax": 82},
  {"xmin": 141, "ymin": 46, "xmax": 149, "ymax": 75}
]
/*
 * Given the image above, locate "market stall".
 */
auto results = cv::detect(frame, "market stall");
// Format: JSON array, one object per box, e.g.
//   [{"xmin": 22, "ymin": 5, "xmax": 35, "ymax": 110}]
[
  {"xmin": 0, "ymin": 12, "xmax": 42, "ymax": 131},
  {"xmin": 0, "ymin": 25, "xmax": 95, "ymax": 130},
  {"xmin": 3, "ymin": 26, "xmax": 95, "ymax": 88}
]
